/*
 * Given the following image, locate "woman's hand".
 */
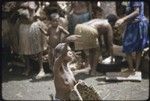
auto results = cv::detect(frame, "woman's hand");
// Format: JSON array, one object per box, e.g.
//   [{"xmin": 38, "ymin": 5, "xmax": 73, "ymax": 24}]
[{"xmin": 115, "ymin": 18, "xmax": 125, "ymax": 28}]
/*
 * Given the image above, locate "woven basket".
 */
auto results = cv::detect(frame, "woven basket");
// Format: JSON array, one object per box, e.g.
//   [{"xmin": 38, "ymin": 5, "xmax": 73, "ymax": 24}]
[{"xmin": 70, "ymin": 81, "xmax": 102, "ymax": 100}]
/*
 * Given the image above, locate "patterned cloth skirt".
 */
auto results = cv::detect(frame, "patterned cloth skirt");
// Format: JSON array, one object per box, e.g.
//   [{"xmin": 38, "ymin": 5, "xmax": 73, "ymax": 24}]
[
  {"xmin": 74, "ymin": 24, "xmax": 99, "ymax": 50},
  {"xmin": 19, "ymin": 20, "xmax": 47, "ymax": 55},
  {"xmin": 123, "ymin": 18, "xmax": 149, "ymax": 53}
]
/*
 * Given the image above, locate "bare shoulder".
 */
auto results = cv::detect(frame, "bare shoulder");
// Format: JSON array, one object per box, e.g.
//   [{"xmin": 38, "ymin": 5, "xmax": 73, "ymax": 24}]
[
  {"xmin": 100, "ymin": 20, "xmax": 111, "ymax": 28},
  {"xmin": 99, "ymin": 19, "xmax": 110, "ymax": 26}
]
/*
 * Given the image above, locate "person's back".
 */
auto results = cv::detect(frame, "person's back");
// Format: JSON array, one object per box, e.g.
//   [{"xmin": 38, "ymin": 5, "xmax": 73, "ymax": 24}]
[
  {"xmin": 83, "ymin": 19, "xmax": 108, "ymax": 25},
  {"xmin": 83, "ymin": 19, "xmax": 110, "ymax": 33}
]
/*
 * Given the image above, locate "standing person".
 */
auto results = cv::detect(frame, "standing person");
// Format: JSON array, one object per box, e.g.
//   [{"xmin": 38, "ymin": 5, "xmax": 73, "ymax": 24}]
[
  {"xmin": 115, "ymin": 1, "xmax": 149, "ymax": 73},
  {"xmin": 18, "ymin": 1, "xmax": 48, "ymax": 78},
  {"xmin": 39, "ymin": 13, "xmax": 81, "ymax": 73},
  {"xmin": 39, "ymin": 13, "xmax": 69, "ymax": 72}
]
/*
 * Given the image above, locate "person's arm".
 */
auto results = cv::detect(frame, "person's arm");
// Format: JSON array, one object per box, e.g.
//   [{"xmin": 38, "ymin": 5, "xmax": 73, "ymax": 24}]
[
  {"xmin": 58, "ymin": 25, "xmax": 82, "ymax": 43},
  {"xmin": 123, "ymin": 7, "xmax": 139, "ymax": 22},
  {"xmin": 115, "ymin": 2, "xmax": 140, "ymax": 27},
  {"xmin": 20, "ymin": 2, "xmax": 29, "ymax": 9},
  {"xmin": 39, "ymin": 27, "xmax": 50, "ymax": 36},
  {"xmin": 59, "ymin": 25, "xmax": 70, "ymax": 35},
  {"xmin": 59, "ymin": 26, "xmax": 71, "ymax": 42}
]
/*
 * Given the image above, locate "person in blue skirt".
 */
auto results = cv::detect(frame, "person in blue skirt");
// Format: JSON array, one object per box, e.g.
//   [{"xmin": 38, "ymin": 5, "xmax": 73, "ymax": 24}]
[{"xmin": 115, "ymin": 1, "xmax": 149, "ymax": 73}]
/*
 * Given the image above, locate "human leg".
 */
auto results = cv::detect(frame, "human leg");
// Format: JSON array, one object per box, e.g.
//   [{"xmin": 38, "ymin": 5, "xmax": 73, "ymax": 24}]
[
  {"xmin": 106, "ymin": 29, "xmax": 114, "ymax": 63},
  {"xmin": 89, "ymin": 48, "xmax": 99, "ymax": 75},
  {"xmin": 135, "ymin": 52, "xmax": 142, "ymax": 71},
  {"xmin": 125, "ymin": 53, "xmax": 135, "ymax": 72},
  {"xmin": 36, "ymin": 52, "xmax": 45, "ymax": 79},
  {"xmin": 22, "ymin": 55, "xmax": 31, "ymax": 76},
  {"xmin": 49, "ymin": 47, "xmax": 54, "ymax": 72}
]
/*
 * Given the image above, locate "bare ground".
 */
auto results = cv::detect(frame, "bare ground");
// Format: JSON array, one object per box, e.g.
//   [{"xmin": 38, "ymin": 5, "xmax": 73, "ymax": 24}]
[{"xmin": 2, "ymin": 61, "xmax": 149, "ymax": 100}]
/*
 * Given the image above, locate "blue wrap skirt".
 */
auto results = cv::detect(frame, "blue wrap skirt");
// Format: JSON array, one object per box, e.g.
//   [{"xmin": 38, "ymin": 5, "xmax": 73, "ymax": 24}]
[{"xmin": 123, "ymin": 18, "xmax": 149, "ymax": 53}]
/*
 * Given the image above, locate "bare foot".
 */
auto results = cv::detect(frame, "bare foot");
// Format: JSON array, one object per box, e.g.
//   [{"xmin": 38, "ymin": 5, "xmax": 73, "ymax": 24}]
[
  {"xmin": 35, "ymin": 70, "xmax": 46, "ymax": 79},
  {"xmin": 122, "ymin": 68, "xmax": 135, "ymax": 75}
]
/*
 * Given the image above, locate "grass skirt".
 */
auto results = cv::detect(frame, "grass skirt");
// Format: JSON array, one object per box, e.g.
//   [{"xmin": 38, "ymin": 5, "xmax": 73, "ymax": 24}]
[{"xmin": 74, "ymin": 24, "xmax": 99, "ymax": 50}]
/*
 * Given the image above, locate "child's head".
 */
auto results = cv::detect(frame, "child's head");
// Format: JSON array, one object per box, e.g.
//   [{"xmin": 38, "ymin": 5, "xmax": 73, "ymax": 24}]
[{"xmin": 50, "ymin": 13, "xmax": 60, "ymax": 27}]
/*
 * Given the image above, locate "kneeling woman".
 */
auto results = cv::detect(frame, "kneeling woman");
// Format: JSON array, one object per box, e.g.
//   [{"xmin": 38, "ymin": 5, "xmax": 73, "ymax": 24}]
[{"xmin": 53, "ymin": 43, "xmax": 77, "ymax": 100}]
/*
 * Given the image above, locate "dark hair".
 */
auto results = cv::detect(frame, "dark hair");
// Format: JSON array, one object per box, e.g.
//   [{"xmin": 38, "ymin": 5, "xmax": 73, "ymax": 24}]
[
  {"xmin": 106, "ymin": 14, "xmax": 119, "ymax": 25},
  {"xmin": 49, "ymin": 13, "xmax": 60, "ymax": 20},
  {"xmin": 54, "ymin": 43, "xmax": 67, "ymax": 58}
]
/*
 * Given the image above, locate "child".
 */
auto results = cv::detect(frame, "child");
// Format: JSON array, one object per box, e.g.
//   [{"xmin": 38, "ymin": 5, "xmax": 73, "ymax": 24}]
[
  {"xmin": 18, "ymin": 2, "xmax": 48, "ymax": 78},
  {"xmin": 40, "ymin": 13, "xmax": 81, "ymax": 72},
  {"xmin": 115, "ymin": 1, "xmax": 149, "ymax": 73}
]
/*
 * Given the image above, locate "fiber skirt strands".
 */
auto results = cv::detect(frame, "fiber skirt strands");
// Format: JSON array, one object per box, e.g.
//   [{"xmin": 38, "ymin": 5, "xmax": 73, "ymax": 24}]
[
  {"xmin": 19, "ymin": 20, "xmax": 47, "ymax": 55},
  {"xmin": 70, "ymin": 81, "xmax": 102, "ymax": 100},
  {"xmin": 74, "ymin": 24, "xmax": 99, "ymax": 50}
]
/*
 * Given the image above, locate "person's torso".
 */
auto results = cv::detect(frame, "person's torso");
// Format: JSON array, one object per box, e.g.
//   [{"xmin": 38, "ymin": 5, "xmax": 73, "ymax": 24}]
[
  {"xmin": 48, "ymin": 27, "xmax": 62, "ymax": 48},
  {"xmin": 54, "ymin": 65, "xmax": 76, "ymax": 100}
]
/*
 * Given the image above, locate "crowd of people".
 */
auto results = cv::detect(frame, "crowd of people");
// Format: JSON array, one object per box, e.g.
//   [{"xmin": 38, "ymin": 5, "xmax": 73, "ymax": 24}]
[{"xmin": 2, "ymin": 1, "xmax": 149, "ymax": 100}]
